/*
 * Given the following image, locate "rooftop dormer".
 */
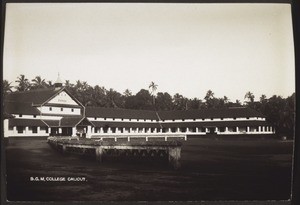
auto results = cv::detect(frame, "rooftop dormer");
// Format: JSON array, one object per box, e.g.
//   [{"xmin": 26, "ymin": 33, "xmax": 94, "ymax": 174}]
[{"xmin": 54, "ymin": 73, "xmax": 63, "ymax": 88}]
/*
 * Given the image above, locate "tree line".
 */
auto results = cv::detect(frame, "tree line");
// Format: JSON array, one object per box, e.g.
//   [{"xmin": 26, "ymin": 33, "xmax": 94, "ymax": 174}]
[{"xmin": 3, "ymin": 75, "xmax": 295, "ymax": 137}]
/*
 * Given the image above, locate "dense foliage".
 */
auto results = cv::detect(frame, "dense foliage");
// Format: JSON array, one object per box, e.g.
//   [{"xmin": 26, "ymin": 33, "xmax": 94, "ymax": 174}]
[{"xmin": 2, "ymin": 75, "xmax": 295, "ymax": 137}]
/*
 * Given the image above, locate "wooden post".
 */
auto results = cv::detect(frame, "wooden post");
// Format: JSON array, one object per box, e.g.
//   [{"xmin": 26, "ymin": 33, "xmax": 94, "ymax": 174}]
[
  {"xmin": 168, "ymin": 147, "xmax": 181, "ymax": 169},
  {"xmin": 96, "ymin": 146, "xmax": 103, "ymax": 163}
]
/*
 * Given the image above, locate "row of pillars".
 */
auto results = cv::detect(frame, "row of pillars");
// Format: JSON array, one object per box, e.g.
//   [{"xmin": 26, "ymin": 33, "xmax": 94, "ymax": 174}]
[{"xmin": 90, "ymin": 126, "xmax": 274, "ymax": 134}]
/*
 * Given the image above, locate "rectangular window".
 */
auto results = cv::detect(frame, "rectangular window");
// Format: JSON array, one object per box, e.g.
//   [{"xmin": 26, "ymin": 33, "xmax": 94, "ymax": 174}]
[
  {"xmin": 246, "ymin": 117, "xmax": 249, "ymax": 119},
  {"xmin": 32, "ymin": 126, "xmax": 37, "ymax": 133},
  {"xmin": 33, "ymin": 115, "xmax": 36, "ymax": 118},
  {"xmin": 19, "ymin": 114, "xmax": 22, "ymax": 117},
  {"xmin": 61, "ymin": 108, "xmax": 63, "ymax": 111},
  {"xmin": 45, "ymin": 127, "xmax": 49, "ymax": 133},
  {"xmin": 94, "ymin": 117, "xmax": 97, "ymax": 120},
  {"xmin": 49, "ymin": 107, "xmax": 52, "ymax": 111},
  {"xmin": 71, "ymin": 108, "xmax": 74, "ymax": 112},
  {"xmin": 211, "ymin": 118, "xmax": 214, "ymax": 120},
  {"xmin": 221, "ymin": 118, "xmax": 223, "ymax": 120}
]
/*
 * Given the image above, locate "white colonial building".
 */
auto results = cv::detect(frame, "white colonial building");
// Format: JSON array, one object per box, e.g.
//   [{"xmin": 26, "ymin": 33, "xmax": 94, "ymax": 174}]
[{"xmin": 3, "ymin": 81, "xmax": 275, "ymax": 138}]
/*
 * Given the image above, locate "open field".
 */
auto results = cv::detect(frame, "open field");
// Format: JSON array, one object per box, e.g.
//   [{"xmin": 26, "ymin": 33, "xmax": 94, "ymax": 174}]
[{"xmin": 5, "ymin": 136, "xmax": 293, "ymax": 201}]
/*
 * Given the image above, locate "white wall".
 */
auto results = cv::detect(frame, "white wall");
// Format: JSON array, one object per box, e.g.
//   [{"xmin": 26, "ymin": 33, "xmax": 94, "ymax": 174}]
[
  {"xmin": 47, "ymin": 91, "xmax": 79, "ymax": 105},
  {"xmin": 38, "ymin": 106, "xmax": 81, "ymax": 115}
]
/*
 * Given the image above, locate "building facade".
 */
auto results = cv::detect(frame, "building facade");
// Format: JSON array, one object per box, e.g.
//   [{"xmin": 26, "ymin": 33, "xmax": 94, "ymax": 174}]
[{"xmin": 3, "ymin": 84, "xmax": 275, "ymax": 138}]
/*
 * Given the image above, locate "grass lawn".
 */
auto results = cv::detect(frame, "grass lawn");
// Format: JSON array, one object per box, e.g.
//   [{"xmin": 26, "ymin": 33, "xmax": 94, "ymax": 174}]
[{"xmin": 5, "ymin": 136, "xmax": 293, "ymax": 201}]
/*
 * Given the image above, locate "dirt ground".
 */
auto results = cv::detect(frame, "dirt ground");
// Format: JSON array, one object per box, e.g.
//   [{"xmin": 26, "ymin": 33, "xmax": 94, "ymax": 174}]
[{"xmin": 4, "ymin": 136, "xmax": 293, "ymax": 202}]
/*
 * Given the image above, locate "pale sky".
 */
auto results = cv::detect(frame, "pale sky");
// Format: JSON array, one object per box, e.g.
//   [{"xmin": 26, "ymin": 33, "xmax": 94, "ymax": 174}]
[{"xmin": 3, "ymin": 3, "xmax": 295, "ymax": 102}]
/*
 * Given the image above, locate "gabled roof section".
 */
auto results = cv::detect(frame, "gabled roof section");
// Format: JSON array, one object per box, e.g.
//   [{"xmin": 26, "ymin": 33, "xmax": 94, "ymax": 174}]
[
  {"xmin": 60, "ymin": 116, "xmax": 94, "ymax": 127},
  {"xmin": 43, "ymin": 88, "xmax": 84, "ymax": 108},
  {"xmin": 4, "ymin": 87, "xmax": 84, "ymax": 108},
  {"xmin": 5, "ymin": 88, "xmax": 62, "ymax": 105}
]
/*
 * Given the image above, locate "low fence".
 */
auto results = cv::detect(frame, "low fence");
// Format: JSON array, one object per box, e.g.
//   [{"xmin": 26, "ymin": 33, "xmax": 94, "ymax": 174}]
[
  {"xmin": 91, "ymin": 133, "xmax": 187, "ymax": 142},
  {"xmin": 47, "ymin": 136, "xmax": 182, "ymax": 169}
]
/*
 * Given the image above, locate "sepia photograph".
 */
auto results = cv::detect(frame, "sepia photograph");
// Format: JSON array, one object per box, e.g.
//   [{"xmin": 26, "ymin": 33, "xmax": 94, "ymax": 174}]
[{"xmin": 1, "ymin": 1, "xmax": 297, "ymax": 203}]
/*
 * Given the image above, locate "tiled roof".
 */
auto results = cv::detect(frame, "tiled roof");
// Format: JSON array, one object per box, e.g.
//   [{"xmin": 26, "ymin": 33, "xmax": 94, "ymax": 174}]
[
  {"xmin": 60, "ymin": 116, "xmax": 90, "ymax": 127},
  {"xmin": 5, "ymin": 88, "xmax": 62, "ymax": 105},
  {"xmin": 90, "ymin": 120, "xmax": 270, "ymax": 128},
  {"xmin": 86, "ymin": 107, "xmax": 159, "ymax": 120},
  {"xmin": 4, "ymin": 102, "xmax": 40, "ymax": 115},
  {"xmin": 9, "ymin": 118, "xmax": 47, "ymax": 127},
  {"xmin": 43, "ymin": 120, "xmax": 60, "ymax": 127},
  {"xmin": 86, "ymin": 106, "xmax": 265, "ymax": 120},
  {"xmin": 158, "ymin": 107, "xmax": 265, "ymax": 120},
  {"xmin": 161, "ymin": 120, "xmax": 271, "ymax": 128},
  {"xmin": 91, "ymin": 121, "xmax": 161, "ymax": 128}
]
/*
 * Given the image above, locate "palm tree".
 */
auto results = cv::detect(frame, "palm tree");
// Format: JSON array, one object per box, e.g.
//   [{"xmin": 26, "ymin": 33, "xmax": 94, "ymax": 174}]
[
  {"xmin": 3, "ymin": 80, "xmax": 13, "ymax": 93},
  {"xmin": 3, "ymin": 80, "xmax": 13, "ymax": 99},
  {"xmin": 244, "ymin": 91, "xmax": 255, "ymax": 103},
  {"xmin": 123, "ymin": 89, "xmax": 132, "ymax": 97},
  {"xmin": 15, "ymin": 74, "xmax": 30, "ymax": 92},
  {"xmin": 149, "ymin": 81, "xmax": 158, "ymax": 106},
  {"xmin": 31, "ymin": 76, "xmax": 46, "ymax": 90}
]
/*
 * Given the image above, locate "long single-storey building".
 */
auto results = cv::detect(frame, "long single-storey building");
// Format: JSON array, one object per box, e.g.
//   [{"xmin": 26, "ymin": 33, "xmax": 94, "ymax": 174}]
[{"xmin": 3, "ymin": 80, "xmax": 275, "ymax": 138}]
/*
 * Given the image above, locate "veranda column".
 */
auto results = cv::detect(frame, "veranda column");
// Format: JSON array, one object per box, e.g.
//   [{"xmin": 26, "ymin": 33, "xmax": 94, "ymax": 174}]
[
  {"xmin": 247, "ymin": 126, "xmax": 250, "ymax": 133},
  {"xmin": 205, "ymin": 128, "xmax": 208, "ymax": 133},
  {"xmin": 58, "ymin": 128, "xmax": 62, "ymax": 135},
  {"xmin": 262, "ymin": 126, "xmax": 265, "ymax": 133},
  {"xmin": 86, "ymin": 126, "xmax": 92, "ymax": 138},
  {"xmin": 177, "ymin": 128, "xmax": 181, "ymax": 133},
  {"xmin": 196, "ymin": 127, "xmax": 199, "ymax": 133},
  {"xmin": 48, "ymin": 127, "xmax": 51, "ymax": 134},
  {"xmin": 37, "ymin": 126, "xmax": 40, "ymax": 134},
  {"xmin": 236, "ymin": 127, "xmax": 239, "ymax": 133},
  {"xmin": 13, "ymin": 126, "xmax": 17, "ymax": 134},
  {"xmin": 25, "ymin": 126, "xmax": 29, "ymax": 134},
  {"xmin": 225, "ymin": 127, "xmax": 229, "ymax": 133},
  {"xmin": 3, "ymin": 119, "xmax": 9, "ymax": 137},
  {"xmin": 270, "ymin": 126, "xmax": 273, "ymax": 133},
  {"xmin": 100, "ymin": 127, "xmax": 103, "ymax": 133},
  {"xmin": 72, "ymin": 127, "xmax": 76, "ymax": 136},
  {"xmin": 258, "ymin": 126, "xmax": 261, "ymax": 133},
  {"xmin": 215, "ymin": 127, "xmax": 218, "ymax": 133}
]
